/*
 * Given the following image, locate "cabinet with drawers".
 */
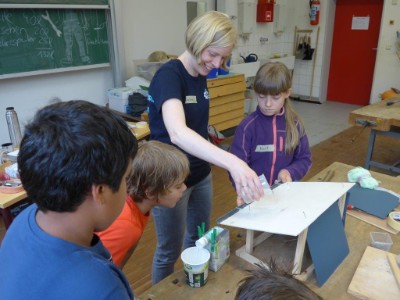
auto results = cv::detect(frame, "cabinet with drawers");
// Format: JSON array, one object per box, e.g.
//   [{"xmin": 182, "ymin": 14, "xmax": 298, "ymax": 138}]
[{"xmin": 207, "ymin": 73, "xmax": 246, "ymax": 131}]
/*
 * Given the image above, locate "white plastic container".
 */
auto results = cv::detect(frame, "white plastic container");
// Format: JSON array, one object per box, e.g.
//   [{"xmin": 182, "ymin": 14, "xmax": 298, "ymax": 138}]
[
  {"xmin": 136, "ymin": 61, "xmax": 164, "ymax": 81},
  {"xmin": 195, "ymin": 226, "xmax": 230, "ymax": 272},
  {"xmin": 370, "ymin": 232, "xmax": 393, "ymax": 251},
  {"xmin": 107, "ymin": 87, "xmax": 134, "ymax": 113},
  {"xmin": 125, "ymin": 76, "xmax": 150, "ymax": 90}
]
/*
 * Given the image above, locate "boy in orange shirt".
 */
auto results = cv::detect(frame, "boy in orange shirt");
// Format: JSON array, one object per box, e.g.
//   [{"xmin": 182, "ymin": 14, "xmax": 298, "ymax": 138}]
[{"xmin": 98, "ymin": 141, "xmax": 189, "ymax": 267}]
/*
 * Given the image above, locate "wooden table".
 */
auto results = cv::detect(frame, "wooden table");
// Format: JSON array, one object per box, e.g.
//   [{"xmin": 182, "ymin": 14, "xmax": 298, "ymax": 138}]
[
  {"xmin": 348, "ymin": 96, "xmax": 400, "ymax": 173},
  {"xmin": 110, "ymin": 109, "xmax": 150, "ymax": 141},
  {"xmin": 138, "ymin": 162, "xmax": 400, "ymax": 300},
  {"xmin": 0, "ymin": 162, "xmax": 30, "ymax": 229},
  {"xmin": 127, "ymin": 122, "xmax": 150, "ymax": 141}
]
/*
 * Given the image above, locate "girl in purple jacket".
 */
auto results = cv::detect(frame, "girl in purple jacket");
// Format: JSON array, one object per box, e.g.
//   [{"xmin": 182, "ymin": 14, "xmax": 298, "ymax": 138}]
[{"xmin": 230, "ymin": 62, "xmax": 312, "ymax": 204}]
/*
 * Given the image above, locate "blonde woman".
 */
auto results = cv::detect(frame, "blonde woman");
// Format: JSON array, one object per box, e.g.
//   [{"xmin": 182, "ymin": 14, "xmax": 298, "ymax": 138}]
[{"xmin": 147, "ymin": 11, "xmax": 263, "ymax": 284}]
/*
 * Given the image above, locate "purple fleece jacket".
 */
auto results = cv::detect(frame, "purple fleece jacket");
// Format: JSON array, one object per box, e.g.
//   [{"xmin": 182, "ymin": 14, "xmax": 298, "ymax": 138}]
[{"xmin": 230, "ymin": 106, "xmax": 312, "ymax": 187}]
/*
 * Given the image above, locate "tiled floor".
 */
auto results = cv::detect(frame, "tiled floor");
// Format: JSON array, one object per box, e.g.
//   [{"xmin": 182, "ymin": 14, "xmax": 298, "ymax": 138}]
[{"xmin": 291, "ymin": 100, "xmax": 362, "ymax": 146}]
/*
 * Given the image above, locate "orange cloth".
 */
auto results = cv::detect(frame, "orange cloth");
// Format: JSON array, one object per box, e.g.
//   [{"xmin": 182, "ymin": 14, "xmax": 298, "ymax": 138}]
[{"xmin": 97, "ymin": 195, "xmax": 149, "ymax": 266}]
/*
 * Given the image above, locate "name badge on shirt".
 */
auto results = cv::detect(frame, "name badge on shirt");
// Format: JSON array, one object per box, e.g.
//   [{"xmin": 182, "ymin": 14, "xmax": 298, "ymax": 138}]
[
  {"xmin": 186, "ymin": 96, "xmax": 197, "ymax": 104},
  {"xmin": 255, "ymin": 145, "xmax": 274, "ymax": 152}
]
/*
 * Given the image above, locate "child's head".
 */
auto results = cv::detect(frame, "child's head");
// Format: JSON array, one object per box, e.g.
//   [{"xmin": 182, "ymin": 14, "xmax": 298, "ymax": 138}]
[
  {"xmin": 128, "ymin": 141, "xmax": 189, "ymax": 208},
  {"xmin": 235, "ymin": 261, "xmax": 322, "ymax": 300},
  {"xmin": 254, "ymin": 62, "xmax": 305, "ymax": 154},
  {"xmin": 18, "ymin": 100, "xmax": 138, "ymax": 215},
  {"xmin": 253, "ymin": 62, "xmax": 292, "ymax": 116},
  {"xmin": 185, "ymin": 11, "xmax": 236, "ymax": 71}
]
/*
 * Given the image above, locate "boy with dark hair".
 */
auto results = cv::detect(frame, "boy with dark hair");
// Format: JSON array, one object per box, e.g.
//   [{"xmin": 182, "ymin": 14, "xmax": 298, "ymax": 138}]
[
  {"xmin": 235, "ymin": 261, "xmax": 323, "ymax": 300},
  {"xmin": 0, "ymin": 100, "xmax": 138, "ymax": 299}
]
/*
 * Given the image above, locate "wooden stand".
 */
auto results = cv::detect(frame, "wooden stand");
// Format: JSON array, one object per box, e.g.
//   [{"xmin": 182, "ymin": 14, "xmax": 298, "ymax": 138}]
[{"xmin": 235, "ymin": 192, "xmax": 347, "ymax": 281}]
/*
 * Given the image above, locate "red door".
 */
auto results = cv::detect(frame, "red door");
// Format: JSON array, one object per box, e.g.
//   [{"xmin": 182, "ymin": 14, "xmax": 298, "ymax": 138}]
[{"xmin": 327, "ymin": 0, "xmax": 383, "ymax": 105}]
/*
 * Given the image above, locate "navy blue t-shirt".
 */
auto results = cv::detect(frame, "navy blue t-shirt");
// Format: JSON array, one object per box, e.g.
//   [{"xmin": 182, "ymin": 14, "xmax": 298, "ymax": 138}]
[{"xmin": 148, "ymin": 59, "xmax": 211, "ymax": 187}]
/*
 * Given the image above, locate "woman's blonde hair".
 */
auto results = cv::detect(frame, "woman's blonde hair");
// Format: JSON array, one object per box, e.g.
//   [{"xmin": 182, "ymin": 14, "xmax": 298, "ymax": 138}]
[
  {"xmin": 185, "ymin": 11, "xmax": 236, "ymax": 69},
  {"xmin": 128, "ymin": 141, "xmax": 189, "ymax": 202},
  {"xmin": 253, "ymin": 62, "xmax": 306, "ymax": 155}
]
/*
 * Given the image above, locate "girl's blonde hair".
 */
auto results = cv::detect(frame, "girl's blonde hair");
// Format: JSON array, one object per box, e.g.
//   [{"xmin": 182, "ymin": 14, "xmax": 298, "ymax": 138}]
[
  {"xmin": 253, "ymin": 62, "xmax": 306, "ymax": 155},
  {"xmin": 128, "ymin": 141, "xmax": 189, "ymax": 202},
  {"xmin": 185, "ymin": 11, "xmax": 236, "ymax": 69}
]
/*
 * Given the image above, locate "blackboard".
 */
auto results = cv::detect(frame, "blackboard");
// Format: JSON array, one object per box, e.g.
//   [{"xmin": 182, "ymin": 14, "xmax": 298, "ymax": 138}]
[
  {"xmin": 0, "ymin": 1, "xmax": 108, "ymax": 4},
  {"xmin": 0, "ymin": 8, "xmax": 110, "ymax": 77}
]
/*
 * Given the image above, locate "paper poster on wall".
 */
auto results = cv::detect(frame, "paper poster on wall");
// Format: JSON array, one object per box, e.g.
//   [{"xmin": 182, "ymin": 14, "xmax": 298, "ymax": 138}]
[{"xmin": 351, "ymin": 16, "xmax": 370, "ymax": 30}]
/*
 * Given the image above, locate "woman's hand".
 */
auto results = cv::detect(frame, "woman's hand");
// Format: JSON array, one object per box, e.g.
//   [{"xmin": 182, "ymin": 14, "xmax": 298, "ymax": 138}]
[{"xmin": 229, "ymin": 157, "xmax": 264, "ymax": 204}]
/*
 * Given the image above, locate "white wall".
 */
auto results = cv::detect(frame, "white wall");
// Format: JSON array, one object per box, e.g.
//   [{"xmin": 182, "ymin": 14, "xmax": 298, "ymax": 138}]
[
  {"xmin": 118, "ymin": 0, "xmax": 215, "ymax": 78},
  {"xmin": 0, "ymin": 68, "xmax": 113, "ymax": 145}
]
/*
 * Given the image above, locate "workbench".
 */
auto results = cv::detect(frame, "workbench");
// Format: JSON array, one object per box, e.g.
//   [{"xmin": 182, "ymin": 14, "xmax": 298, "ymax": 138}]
[
  {"xmin": 137, "ymin": 162, "xmax": 400, "ymax": 300},
  {"xmin": 348, "ymin": 96, "xmax": 400, "ymax": 173}
]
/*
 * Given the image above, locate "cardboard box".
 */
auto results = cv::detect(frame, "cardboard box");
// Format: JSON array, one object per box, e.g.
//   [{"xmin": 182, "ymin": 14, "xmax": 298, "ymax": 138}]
[
  {"xmin": 107, "ymin": 87, "xmax": 134, "ymax": 113},
  {"xmin": 196, "ymin": 226, "xmax": 230, "ymax": 272}
]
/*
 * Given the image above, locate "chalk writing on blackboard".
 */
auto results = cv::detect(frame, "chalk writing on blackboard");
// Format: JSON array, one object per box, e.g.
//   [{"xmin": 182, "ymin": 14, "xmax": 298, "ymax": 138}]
[{"xmin": 0, "ymin": 8, "xmax": 110, "ymax": 77}]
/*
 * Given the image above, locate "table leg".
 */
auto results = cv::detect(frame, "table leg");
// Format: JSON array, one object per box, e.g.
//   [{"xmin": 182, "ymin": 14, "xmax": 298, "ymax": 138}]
[
  {"xmin": 245, "ymin": 229, "xmax": 254, "ymax": 254},
  {"xmin": 364, "ymin": 129, "xmax": 377, "ymax": 170},
  {"xmin": 364, "ymin": 129, "xmax": 400, "ymax": 173},
  {"xmin": 293, "ymin": 228, "xmax": 308, "ymax": 275},
  {"xmin": 338, "ymin": 193, "xmax": 347, "ymax": 219},
  {"xmin": 0, "ymin": 198, "xmax": 32, "ymax": 229},
  {"xmin": 0, "ymin": 207, "xmax": 14, "ymax": 229},
  {"xmin": 236, "ymin": 231, "xmax": 273, "ymax": 266}
]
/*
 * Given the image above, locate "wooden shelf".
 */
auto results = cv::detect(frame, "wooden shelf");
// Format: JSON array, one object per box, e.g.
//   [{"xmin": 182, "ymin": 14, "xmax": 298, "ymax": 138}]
[{"xmin": 207, "ymin": 73, "xmax": 246, "ymax": 131}]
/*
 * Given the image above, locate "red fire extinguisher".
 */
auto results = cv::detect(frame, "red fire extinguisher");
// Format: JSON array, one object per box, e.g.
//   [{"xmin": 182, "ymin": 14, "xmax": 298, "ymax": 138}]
[{"xmin": 310, "ymin": 0, "xmax": 320, "ymax": 25}]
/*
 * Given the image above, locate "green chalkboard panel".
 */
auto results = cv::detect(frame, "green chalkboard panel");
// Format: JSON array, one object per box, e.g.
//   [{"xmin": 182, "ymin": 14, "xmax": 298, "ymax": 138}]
[
  {"xmin": 0, "ymin": 1, "xmax": 108, "ymax": 6},
  {"xmin": 0, "ymin": 8, "xmax": 110, "ymax": 77}
]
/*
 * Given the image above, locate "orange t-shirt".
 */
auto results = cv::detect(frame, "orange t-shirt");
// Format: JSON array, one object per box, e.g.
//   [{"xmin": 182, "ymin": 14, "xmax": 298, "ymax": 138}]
[{"xmin": 97, "ymin": 195, "xmax": 149, "ymax": 266}]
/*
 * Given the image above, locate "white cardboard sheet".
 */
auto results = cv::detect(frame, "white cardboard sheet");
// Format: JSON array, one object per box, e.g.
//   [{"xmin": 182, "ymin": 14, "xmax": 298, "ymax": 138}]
[{"xmin": 219, "ymin": 182, "xmax": 355, "ymax": 236}]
